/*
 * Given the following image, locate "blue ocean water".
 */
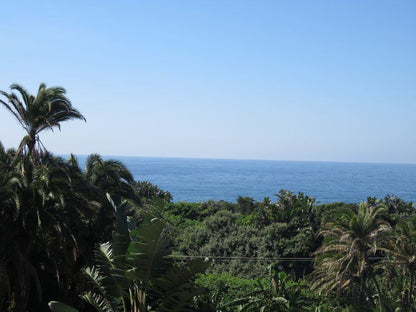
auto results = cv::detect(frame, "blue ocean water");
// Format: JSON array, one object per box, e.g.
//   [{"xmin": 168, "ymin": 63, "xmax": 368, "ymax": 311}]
[{"xmin": 75, "ymin": 156, "xmax": 416, "ymax": 204}]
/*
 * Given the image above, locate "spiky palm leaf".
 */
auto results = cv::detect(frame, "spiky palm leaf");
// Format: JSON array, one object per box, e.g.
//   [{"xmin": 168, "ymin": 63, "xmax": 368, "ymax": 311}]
[
  {"xmin": 382, "ymin": 219, "xmax": 416, "ymax": 309},
  {"xmin": 82, "ymin": 244, "xmax": 127, "ymax": 312},
  {"xmin": 85, "ymin": 154, "xmax": 134, "ymax": 200},
  {"xmin": 313, "ymin": 203, "xmax": 390, "ymax": 309}
]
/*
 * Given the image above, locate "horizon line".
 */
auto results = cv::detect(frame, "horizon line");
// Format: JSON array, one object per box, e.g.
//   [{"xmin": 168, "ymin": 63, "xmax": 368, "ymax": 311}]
[{"xmin": 57, "ymin": 153, "xmax": 416, "ymax": 166}]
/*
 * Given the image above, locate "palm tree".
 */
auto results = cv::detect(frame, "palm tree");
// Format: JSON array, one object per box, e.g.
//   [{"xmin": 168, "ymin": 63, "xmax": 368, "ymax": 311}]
[
  {"xmin": 83, "ymin": 154, "xmax": 138, "ymax": 242},
  {"xmin": 0, "ymin": 143, "xmax": 35, "ymax": 312},
  {"xmin": 85, "ymin": 154, "xmax": 134, "ymax": 199},
  {"xmin": 134, "ymin": 181, "xmax": 172, "ymax": 203},
  {"xmin": 0, "ymin": 83, "xmax": 85, "ymax": 157},
  {"xmin": 0, "ymin": 83, "xmax": 94, "ymax": 311},
  {"xmin": 0, "ymin": 149, "xmax": 99, "ymax": 312},
  {"xmin": 312, "ymin": 203, "xmax": 390, "ymax": 310},
  {"xmin": 383, "ymin": 220, "xmax": 416, "ymax": 310}
]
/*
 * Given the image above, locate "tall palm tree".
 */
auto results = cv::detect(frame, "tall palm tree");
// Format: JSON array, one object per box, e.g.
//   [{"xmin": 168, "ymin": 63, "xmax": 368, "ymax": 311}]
[
  {"xmin": 312, "ymin": 203, "xmax": 390, "ymax": 310},
  {"xmin": 0, "ymin": 83, "xmax": 85, "ymax": 156},
  {"xmin": 0, "ymin": 83, "xmax": 91, "ymax": 311}
]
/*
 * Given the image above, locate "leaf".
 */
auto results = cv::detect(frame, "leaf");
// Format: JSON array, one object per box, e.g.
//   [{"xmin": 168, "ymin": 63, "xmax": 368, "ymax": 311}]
[
  {"xmin": 107, "ymin": 194, "xmax": 130, "ymax": 260},
  {"xmin": 126, "ymin": 218, "xmax": 171, "ymax": 282},
  {"xmin": 48, "ymin": 301, "xmax": 78, "ymax": 312}
]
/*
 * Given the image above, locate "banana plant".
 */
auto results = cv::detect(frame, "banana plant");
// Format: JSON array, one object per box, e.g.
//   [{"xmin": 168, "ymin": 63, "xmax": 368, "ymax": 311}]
[{"xmin": 50, "ymin": 194, "xmax": 209, "ymax": 312}]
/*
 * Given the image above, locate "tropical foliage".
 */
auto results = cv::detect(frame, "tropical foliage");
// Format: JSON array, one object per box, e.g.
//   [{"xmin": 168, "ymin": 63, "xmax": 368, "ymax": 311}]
[
  {"xmin": 313, "ymin": 203, "xmax": 390, "ymax": 310},
  {"xmin": 80, "ymin": 195, "xmax": 209, "ymax": 312},
  {"xmin": 2, "ymin": 83, "xmax": 416, "ymax": 312}
]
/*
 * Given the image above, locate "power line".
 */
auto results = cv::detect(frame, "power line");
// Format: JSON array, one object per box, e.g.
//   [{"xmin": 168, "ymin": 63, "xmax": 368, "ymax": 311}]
[
  {"xmin": 168, "ymin": 255, "xmax": 386, "ymax": 262},
  {"xmin": 170, "ymin": 255, "xmax": 313, "ymax": 262}
]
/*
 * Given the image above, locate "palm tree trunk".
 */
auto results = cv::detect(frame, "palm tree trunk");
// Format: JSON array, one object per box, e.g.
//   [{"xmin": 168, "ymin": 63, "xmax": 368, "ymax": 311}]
[
  {"xmin": 360, "ymin": 275, "xmax": 365, "ymax": 306},
  {"xmin": 363, "ymin": 284, "xmax": 376, "ymax": 308},
  {"xmin": 28, "ymin": 129, "xmax": 36, "ymax": 154},
  {"xmin": 12, "ymin": 276, "xmax": 29, "ymax": 312},
  {"xmin": 368, "ymin": 263, "xmax": 383, "ymax": 310}
]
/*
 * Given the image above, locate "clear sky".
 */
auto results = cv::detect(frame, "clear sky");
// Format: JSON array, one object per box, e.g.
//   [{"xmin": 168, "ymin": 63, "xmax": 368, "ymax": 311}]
[{"xmin": 0, "ymin": 1, "xmax": 415, "ymax": 163}]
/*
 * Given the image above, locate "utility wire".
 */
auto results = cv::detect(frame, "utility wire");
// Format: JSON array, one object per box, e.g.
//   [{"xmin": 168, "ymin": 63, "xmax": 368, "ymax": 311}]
[
  {"xmin": 171, "ymin": 255, "xmax": 313, "ymax": 262},
  {"xmin": 168, "ymin": 255, "xmax": 386, "ymax": 262}
]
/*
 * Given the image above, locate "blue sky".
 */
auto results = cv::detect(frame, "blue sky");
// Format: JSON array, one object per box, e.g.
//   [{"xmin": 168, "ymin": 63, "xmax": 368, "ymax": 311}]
[{"xmin": 0, "ymin": 1, "xmax": 415, "ymax": 163}]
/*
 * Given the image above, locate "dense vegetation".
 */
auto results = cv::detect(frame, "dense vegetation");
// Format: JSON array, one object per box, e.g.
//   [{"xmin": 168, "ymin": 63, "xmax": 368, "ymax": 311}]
[{"xmin": 1, "ymin": 83, "xmax": 416, "ymax": 311}]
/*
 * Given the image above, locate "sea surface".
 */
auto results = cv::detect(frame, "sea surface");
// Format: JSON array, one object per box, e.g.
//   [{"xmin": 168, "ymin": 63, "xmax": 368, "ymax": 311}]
[{"xmin": 74, "ymin": 156, "xmax": 416, "ymax": 204}]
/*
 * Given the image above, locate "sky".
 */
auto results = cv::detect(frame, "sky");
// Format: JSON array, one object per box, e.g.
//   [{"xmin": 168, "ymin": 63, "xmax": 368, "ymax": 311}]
[{"xmin": 0, "ymin": 1, "xmax": 415, "ymax": 163}]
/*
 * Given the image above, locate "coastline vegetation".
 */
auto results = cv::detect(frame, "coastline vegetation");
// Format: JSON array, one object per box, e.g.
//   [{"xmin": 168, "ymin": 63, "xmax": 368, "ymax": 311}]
[{"xmin": 1, "ymin": 83, "xmax": 416, "ymax": 311}]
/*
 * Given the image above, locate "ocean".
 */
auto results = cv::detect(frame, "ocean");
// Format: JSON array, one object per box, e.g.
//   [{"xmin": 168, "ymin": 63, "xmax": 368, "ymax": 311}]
[{"xmin": 74, "ymin": 156, "xmax": 416, "ymax": 204}]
